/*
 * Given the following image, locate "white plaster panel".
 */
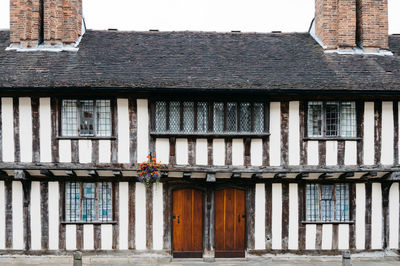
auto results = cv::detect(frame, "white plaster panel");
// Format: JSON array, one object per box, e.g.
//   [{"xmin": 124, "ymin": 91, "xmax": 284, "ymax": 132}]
[
  {"xmin": 325, "ymin": 141, "xmax": 337, "ymax": 166},
  {"xmin": 307, "ymin": 141, "xmax": 319, "ymax": 165},
  {"xmin": 371, "ymin": 183, "xmax": 382, "ymax": 249},
  {"xmin": 78, "ymin": 140, "xmax": 92, "ymax": 163},
  {"xmin": 30, "ymin": 181, "xmax": 41, "ymax": 250},
  {"xmin": 101, "ymin": 224, "xmax": 113, "ymax": 250},
  {"xmin": 269, "ymin": 102, "xmax": 281, "ymax": 166},
  {"xmin": 250, "ymin": 139, "xmax": 262, "ymax": 166},
  {"xmin": 355, "ymin": 183, "xmax": 366, "ymax": 250},
  {"xmin": 137, "ymin": 99, "xmax": 149, "ymax": 163},
  {"xmin": 155, "ymin": 138, "xmax": 169, "ymax": 164},
  {"xmin": 305, "ymin": 224, "xmax": 316, "ymax": 250},
  {"xmin": 381, "ymin": 101, "xmax": 394, "ymax": 165},
  {"xmin": 195, "ymin": 139, "xmax": 208, "ymax": 165},
  {"xmin": 153, "ymin": 183, "xmax": 163, "ymax": 250},
  {"xmin": 363, "ymin": 102, "xmax": 375, "ymax": 165},
  {"xmin": 66, "ymin": 225, "xmax": 77, "ymax": 250},
  {"xmin": 338, "ymin": 224, "xmax": 349, "ymax": 250},
  {"xmin": 288, "ymin": 101, "xmax": 300, "ymax": 165},
  {"xmin": 0, "ymin": 181, "xmax": 4, "ymax": 249},
  {"xmin": 232, "ymin": 139, "xmax": 244, "ymax": 166},
  {"xmin": 255, "ymin": 184, "xmax": 266, "ymax": 249},
  {"xmin": 12, "ymin": 181, "xmax": 23, "ymax": 249},
  {"xmin": 213, "ymin": 139, "xmax": 225, "ymax": 166},
  {"xmin": 135, "ymin": 183, "xmax": 146, "ymax": 250},
  {"xmin": 119, "ymin": 182, "xmax": 129, "ymax": 250},
  {"xmin": 98, "ymin": 140, "xmax": 111, "ymax": 163},
  {"xmin": 19, "ymin": 97, "xmax": 32, "ymax": 163},
  {"xmin": 117, "ymin": 99, "xmax": 130, "ymax": 163},
  {"xmin": 344, "ymin": 141, "xmax": 357, "ymax": 165},
  {"xmin": 288, "ymin": 183, "xmax": 298, "ymax": 250},
  {"xmin": 321, "ymin": 224, "xmax": 332, "ymax": 250},
  {"xmin": 58, "ymin": 140, "xmax": 72, "ymax": 163},
  {"xmin": 2, "ymin": 98, "xmax": 14, "ymax": 162},
  {"xmin": 39, "ymin": 98, "xmax": 52, "ymax": 162},
  {"xmin": 271, "ymin": 183, "xmax": 282, "ymax": 250},
  {"xmin": 48, "ymin": 182, "xmax": 59, "ymax": 250},
  {"xmin": 176, "ymin": 138, "xmax": 188, "ymax": 165},
  {"xmin": 83, "ymin": 224, "xmax": 94, "ymax": 250},
  {"xmin": 389, "ymin": 183, "xmax": 399, "ymax": 249}
]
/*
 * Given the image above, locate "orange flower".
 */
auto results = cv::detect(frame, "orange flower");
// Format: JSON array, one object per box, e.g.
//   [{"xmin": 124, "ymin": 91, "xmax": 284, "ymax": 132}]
[
  {"xmin": 152, "ymin": 158, "xmax": 156, "ymax": 161},
  {"xmin": 147, "ymin": 155, "xmax": 151, "ymax": 159}
]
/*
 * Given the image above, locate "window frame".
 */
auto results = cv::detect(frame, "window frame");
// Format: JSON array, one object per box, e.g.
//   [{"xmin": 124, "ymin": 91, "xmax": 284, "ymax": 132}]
[
  {"xmin": 305, "ymin": 101, "xmax": 360, "ymax": 140},
  {"xmin": 58, "ymin": 98, "xmax": 116, "ymax": 140},
  {"xmin": 63, "ymin": 181, "xmax": 116, "ymax": 224},
  {"xmin": 302, "ymin": 182, "xmax": 354, "ymax": 224},
  {"xmin": 150, "ymin": 99, "xmax": 270, "ymax": 138}
]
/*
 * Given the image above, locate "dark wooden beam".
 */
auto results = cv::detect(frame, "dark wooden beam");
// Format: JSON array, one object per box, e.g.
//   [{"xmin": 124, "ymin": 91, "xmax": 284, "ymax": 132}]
[
  {"xmin": 231, "ymin": 173, "xmax": 241, "ymax": 179},
  {"xmin": 14, "ymin": 170, "xmax": 30, "ymax": 180},
  {"xmin": 318, "ymin": 173, "xmax": 333, "ymax": 180},
  {"xmin": 339, "ymin": 172, "xmax": 355, "ymax": 180},
  {"xmin": 112, "ymin": 170, "xmax": 122, "ymax": 177},
  {"xmin": 0, "ymin": 170, "xmax": 8, "ymax": 178},
  {"xmin": 274, "ymin": 173, "xmax": 286, "ymax": 179},
  {"xmin": 161, "ymin": 171, "xmax": 168, "ymax": 178},
  {"xmin": 183, "ymin": 172, "xmax": 191, "ymax": 180},
  {"xmin": 88, "ymin": 170, "xmax": 98, "ymax": 178},
  {"xmin": 206, "ymin": 173, "xmax": 216, "ymax": 182},
  {"xmin": 361, "ymin": 171, "xmax": 377, "ymax": 180},
  {"xmin": 296, "ymin": 173, "xmax": 309, "ymax": 180},
  {"xmin": 40, "ymin": 170, "xmax": 54, "ymax": 178},
  {"xmin": 65, "ymin": 170, "xmax": 76, "ymax": 177},
  {"xmin": 251, "ymin": 173, "xmax": 262, "ymax": 180}
]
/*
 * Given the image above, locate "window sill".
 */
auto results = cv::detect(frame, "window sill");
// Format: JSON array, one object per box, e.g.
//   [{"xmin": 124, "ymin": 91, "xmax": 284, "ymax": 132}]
[
  {"xmin": 303, "ymin": 137, "xmax": 361, "ymax": 141},
  {"xmin": 57, "ymin": 136, "xmax": 117, "ymax": 140},
  {"xmin": 301, "ymin": 220, "xmax": 354, "ymax": 225},
  {"xmin": 61, "ymin": 221, "xmax": 117, "ymax": 225},
  {"xmin": 150, "ymin": 132, "xmax": 270, "ymax": 138}
]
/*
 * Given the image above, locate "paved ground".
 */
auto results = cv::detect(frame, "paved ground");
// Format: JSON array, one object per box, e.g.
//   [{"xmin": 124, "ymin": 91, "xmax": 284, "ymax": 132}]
[{"xmin": 0, "ymin": 254, "xmax": 399, "ymax": 265}]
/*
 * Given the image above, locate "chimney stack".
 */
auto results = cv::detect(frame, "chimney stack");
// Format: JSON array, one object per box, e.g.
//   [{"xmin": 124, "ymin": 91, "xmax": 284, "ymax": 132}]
[
  {"xmin": 10, "ymin": 0, "xmax": 83, "ymax": 49},
  {"xmin": 314, "ymin": 0, "xmax": 388, "ymax": 51}
]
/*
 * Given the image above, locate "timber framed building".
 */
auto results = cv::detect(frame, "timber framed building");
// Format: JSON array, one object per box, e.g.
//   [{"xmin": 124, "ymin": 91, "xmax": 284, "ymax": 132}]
[{"xmin": 0, "ymin": 0, "xmax": 400, "ymax": 261}]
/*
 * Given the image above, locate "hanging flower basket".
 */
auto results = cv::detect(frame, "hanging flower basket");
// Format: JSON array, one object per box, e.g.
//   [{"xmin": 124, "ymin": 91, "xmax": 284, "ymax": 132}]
[{"xmin": 137, "ymin": 155, "xmax": 164, "ymax": 188}]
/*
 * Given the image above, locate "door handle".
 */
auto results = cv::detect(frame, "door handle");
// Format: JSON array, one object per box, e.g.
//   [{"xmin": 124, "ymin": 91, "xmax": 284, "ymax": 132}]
[
  {"xmin": 172, "ymin": 215, "xmax": 180, "ymax": 224},
  {"xmin": 242, "ymin": 214, "xmax": 246, "ymax": 219},
  {"xmin": 238, "ymin": 214, "xmax": 240, "ymax": 223}
]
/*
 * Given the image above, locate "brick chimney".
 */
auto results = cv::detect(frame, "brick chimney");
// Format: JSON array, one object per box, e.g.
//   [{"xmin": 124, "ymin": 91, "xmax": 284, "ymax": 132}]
[
  {"xmin": 9, "ymin": 0, "xmax": 83, "ymax": 49},
  {"xmin": 314, "ymin": 0, "xmax": 388, "ymax": 51}
]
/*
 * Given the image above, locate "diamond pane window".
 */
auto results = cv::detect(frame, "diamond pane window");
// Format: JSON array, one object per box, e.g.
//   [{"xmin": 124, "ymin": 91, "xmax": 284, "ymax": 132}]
[
  {"xmin": 197, "ymin": 102, "xmax": 208, "ymax": 133},
  {"xmin": 307, "ymin": 102, "xmax": 323, "ymax": 137},
  {"xmin": 62, "ymin": 100, "xmax": 78, "ymax": 136},
  {"xmin": 226, "ymin": 102, "xmax": 237, "ymax": 132},
  {"xmin": 321, "ymin": 185, "xmax": 334, "ymax": 221},
  {"xmin": 240, "ymin": 103, "xmax": 251, "ymax": 132},
  {"xmin": 253, "ymin": 103, "xmax": 264, "ymax": 133},
  {"xmin": 155, "ymin": 101, "xmax": 167, "ymax": 132},
  {"xmin": 66, "ymin": 182, "xmax": 113, "ymax": 222},
  {"xmin": 213, "ymin": 102, "xmax": 224, "ymax": 133},
  {"xmin": 79, "ymin": 100, "xmax": 95, "ymax": 136},
  {"xmin": 169, "ymin": 102, "xmax": 181, "ymax": 132},
  {"xmin": 96, "ymin": 100, "xmax": 112, "ymax": 136},
  {"xmin": 326, "ymin": 102, "xmax": 339, "ymax": 136},
  {"xmin": 340, "ymin": 102, "xmax": 356, "ymax": 137},
  {"xmin": 336, "ymin": 184, "xmax": 350, "ymax": 221},
  {"xmin": 183, "ymin": 102, "xmax": 194, "ymax": 133},
  {"xmin": 306, "ymin": 184, "xmax": 319, "ymax": 221}
]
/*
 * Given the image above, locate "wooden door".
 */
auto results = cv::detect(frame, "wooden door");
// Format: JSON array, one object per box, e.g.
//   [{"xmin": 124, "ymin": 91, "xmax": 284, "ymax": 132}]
[
  {"xmin": 215, "ymin": 188, "xmax": 246, "ymax": 258},
  {"xmin": 172, "ymin": 189, "xmax": 203, "ymax": 258}
]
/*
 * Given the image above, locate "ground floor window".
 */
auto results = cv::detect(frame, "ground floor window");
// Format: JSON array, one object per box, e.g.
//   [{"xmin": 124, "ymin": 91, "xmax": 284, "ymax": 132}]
[
  {"xmin": 65, "ymin": 182, "xmax": 113, "ymax": 222},
  {"xmin": 306, "ymin": 183, "xmax": 350, "ymax": 222}
]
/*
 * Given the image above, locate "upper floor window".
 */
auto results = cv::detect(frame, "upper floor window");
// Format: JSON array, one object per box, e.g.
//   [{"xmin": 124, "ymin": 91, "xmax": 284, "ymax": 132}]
[
  {"xmin": 65, "ymin": 182, "xmax": 113, "ymax": 222},
  {"xmin": 153, "ymin": 101, "xmax": 268, "ymax": 134},
  {"xmin": 306, "ymin": 183, "xmax": 350, "ymax": 222},
  {"xmin": 61, "ymin": 99, "xmax": 112, "ymax": 137},
  {"xmin": 307, "ymin": 101, "xmax": 356, "ymax": 138}
]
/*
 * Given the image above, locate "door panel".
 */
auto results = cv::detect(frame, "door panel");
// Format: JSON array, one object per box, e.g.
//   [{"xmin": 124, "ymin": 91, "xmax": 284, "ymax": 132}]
[
  {"xmin": 172, "ymin": 189, "xmax": 203, "ymax": 258},
  {"xmin": 215, "ymin": 188, "xmax": 246, "ymax": 258}
]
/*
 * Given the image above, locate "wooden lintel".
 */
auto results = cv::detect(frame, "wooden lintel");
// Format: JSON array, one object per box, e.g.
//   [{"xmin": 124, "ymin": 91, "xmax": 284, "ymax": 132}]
[
  {"xmin": 361, "ymin": 171, "xmax": 377, "ymax": 180},
  {"xmin": 206, "ymin": 173, "xmax": 216, "ymax": 182},
  {"xmin": 88, "ymin": 170, "xmax": 99, "ymax": 178},
  {"xmin": 274, "ymin": 173, "xmax": 286, "ymax": 179},
  {"xmin": 231, "ymin": 173, "xmax": 241, "ymax": 179},
  {"xmin": 40, "ymin": 170, "xmax": 54, "ymax": 178},
  {"xmin": 339, "ymin": 172, "xmax": 355, "ymax": 180},
  {"xmin": 296, "ymin": 173, "xmax": 309, "ymax": 180},
  {"xmin": 65, "ymin": 170, "xmax": 76, "ymax": 177},
  {"xmin": 318, "ymin": 173, "xmax": 333, "ymax": 180},
  {"xmin": 251, "ymin": 173, "xmax": 262, "ymax": 180},
  {"xmin": 183, "ymin": 172, "xmax": 191, "ymax": 179},
  {"xmin": 112, "ymin": 170, "xmax": 122, "ymax": 177}
]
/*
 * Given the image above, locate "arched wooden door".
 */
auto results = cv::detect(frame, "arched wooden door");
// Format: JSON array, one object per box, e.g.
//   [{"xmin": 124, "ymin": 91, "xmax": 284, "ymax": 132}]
[
  {"xmin": 215, "ymin": 188, "xmax": 246, "ymax": 258},
  {"xmin": 172, "ymin": 189, "xmax": 203, "ymax": 258}
]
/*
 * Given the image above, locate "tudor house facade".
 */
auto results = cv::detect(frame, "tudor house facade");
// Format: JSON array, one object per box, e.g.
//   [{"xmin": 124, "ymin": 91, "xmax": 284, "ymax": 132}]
[{"xmin": 0, "ymin": 0, "xmax": 400, "ymax": 260}]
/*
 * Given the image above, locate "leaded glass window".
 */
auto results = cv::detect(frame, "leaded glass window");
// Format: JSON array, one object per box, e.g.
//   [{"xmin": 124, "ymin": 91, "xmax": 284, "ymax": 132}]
[
  {"xmin": 65, "ymin": 182, "xmax": 113, "ymax": 222},
  {"xmin": 307, "ymin": 101, "xmax": 356, "ymax": 138},
  {"xmin": 305, "ymin": 183, "xmax": 350, "ymax": 222},
  {"xmin": 153, "ymin": 100, "xmax": 266, "ymax": 134},
  {"xmin": 62, "ymin": 99, "xmax": 112, "ymax": 137}
]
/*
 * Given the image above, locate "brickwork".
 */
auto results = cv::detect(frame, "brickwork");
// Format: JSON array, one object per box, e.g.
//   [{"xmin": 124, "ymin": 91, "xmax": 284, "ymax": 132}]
[
  {"xmin": 315, "ymin": 0, "xmax": 388, "ymax": 50},
  {"xmin": 10, "ymin": 0, "xmax": 82, "ymax": 48}
]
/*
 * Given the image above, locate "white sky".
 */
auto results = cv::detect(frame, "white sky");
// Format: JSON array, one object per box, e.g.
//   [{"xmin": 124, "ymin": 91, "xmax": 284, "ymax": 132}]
[{"xmin": 0, "ymin": 0, "xmax": 399, "ymax": 33}]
